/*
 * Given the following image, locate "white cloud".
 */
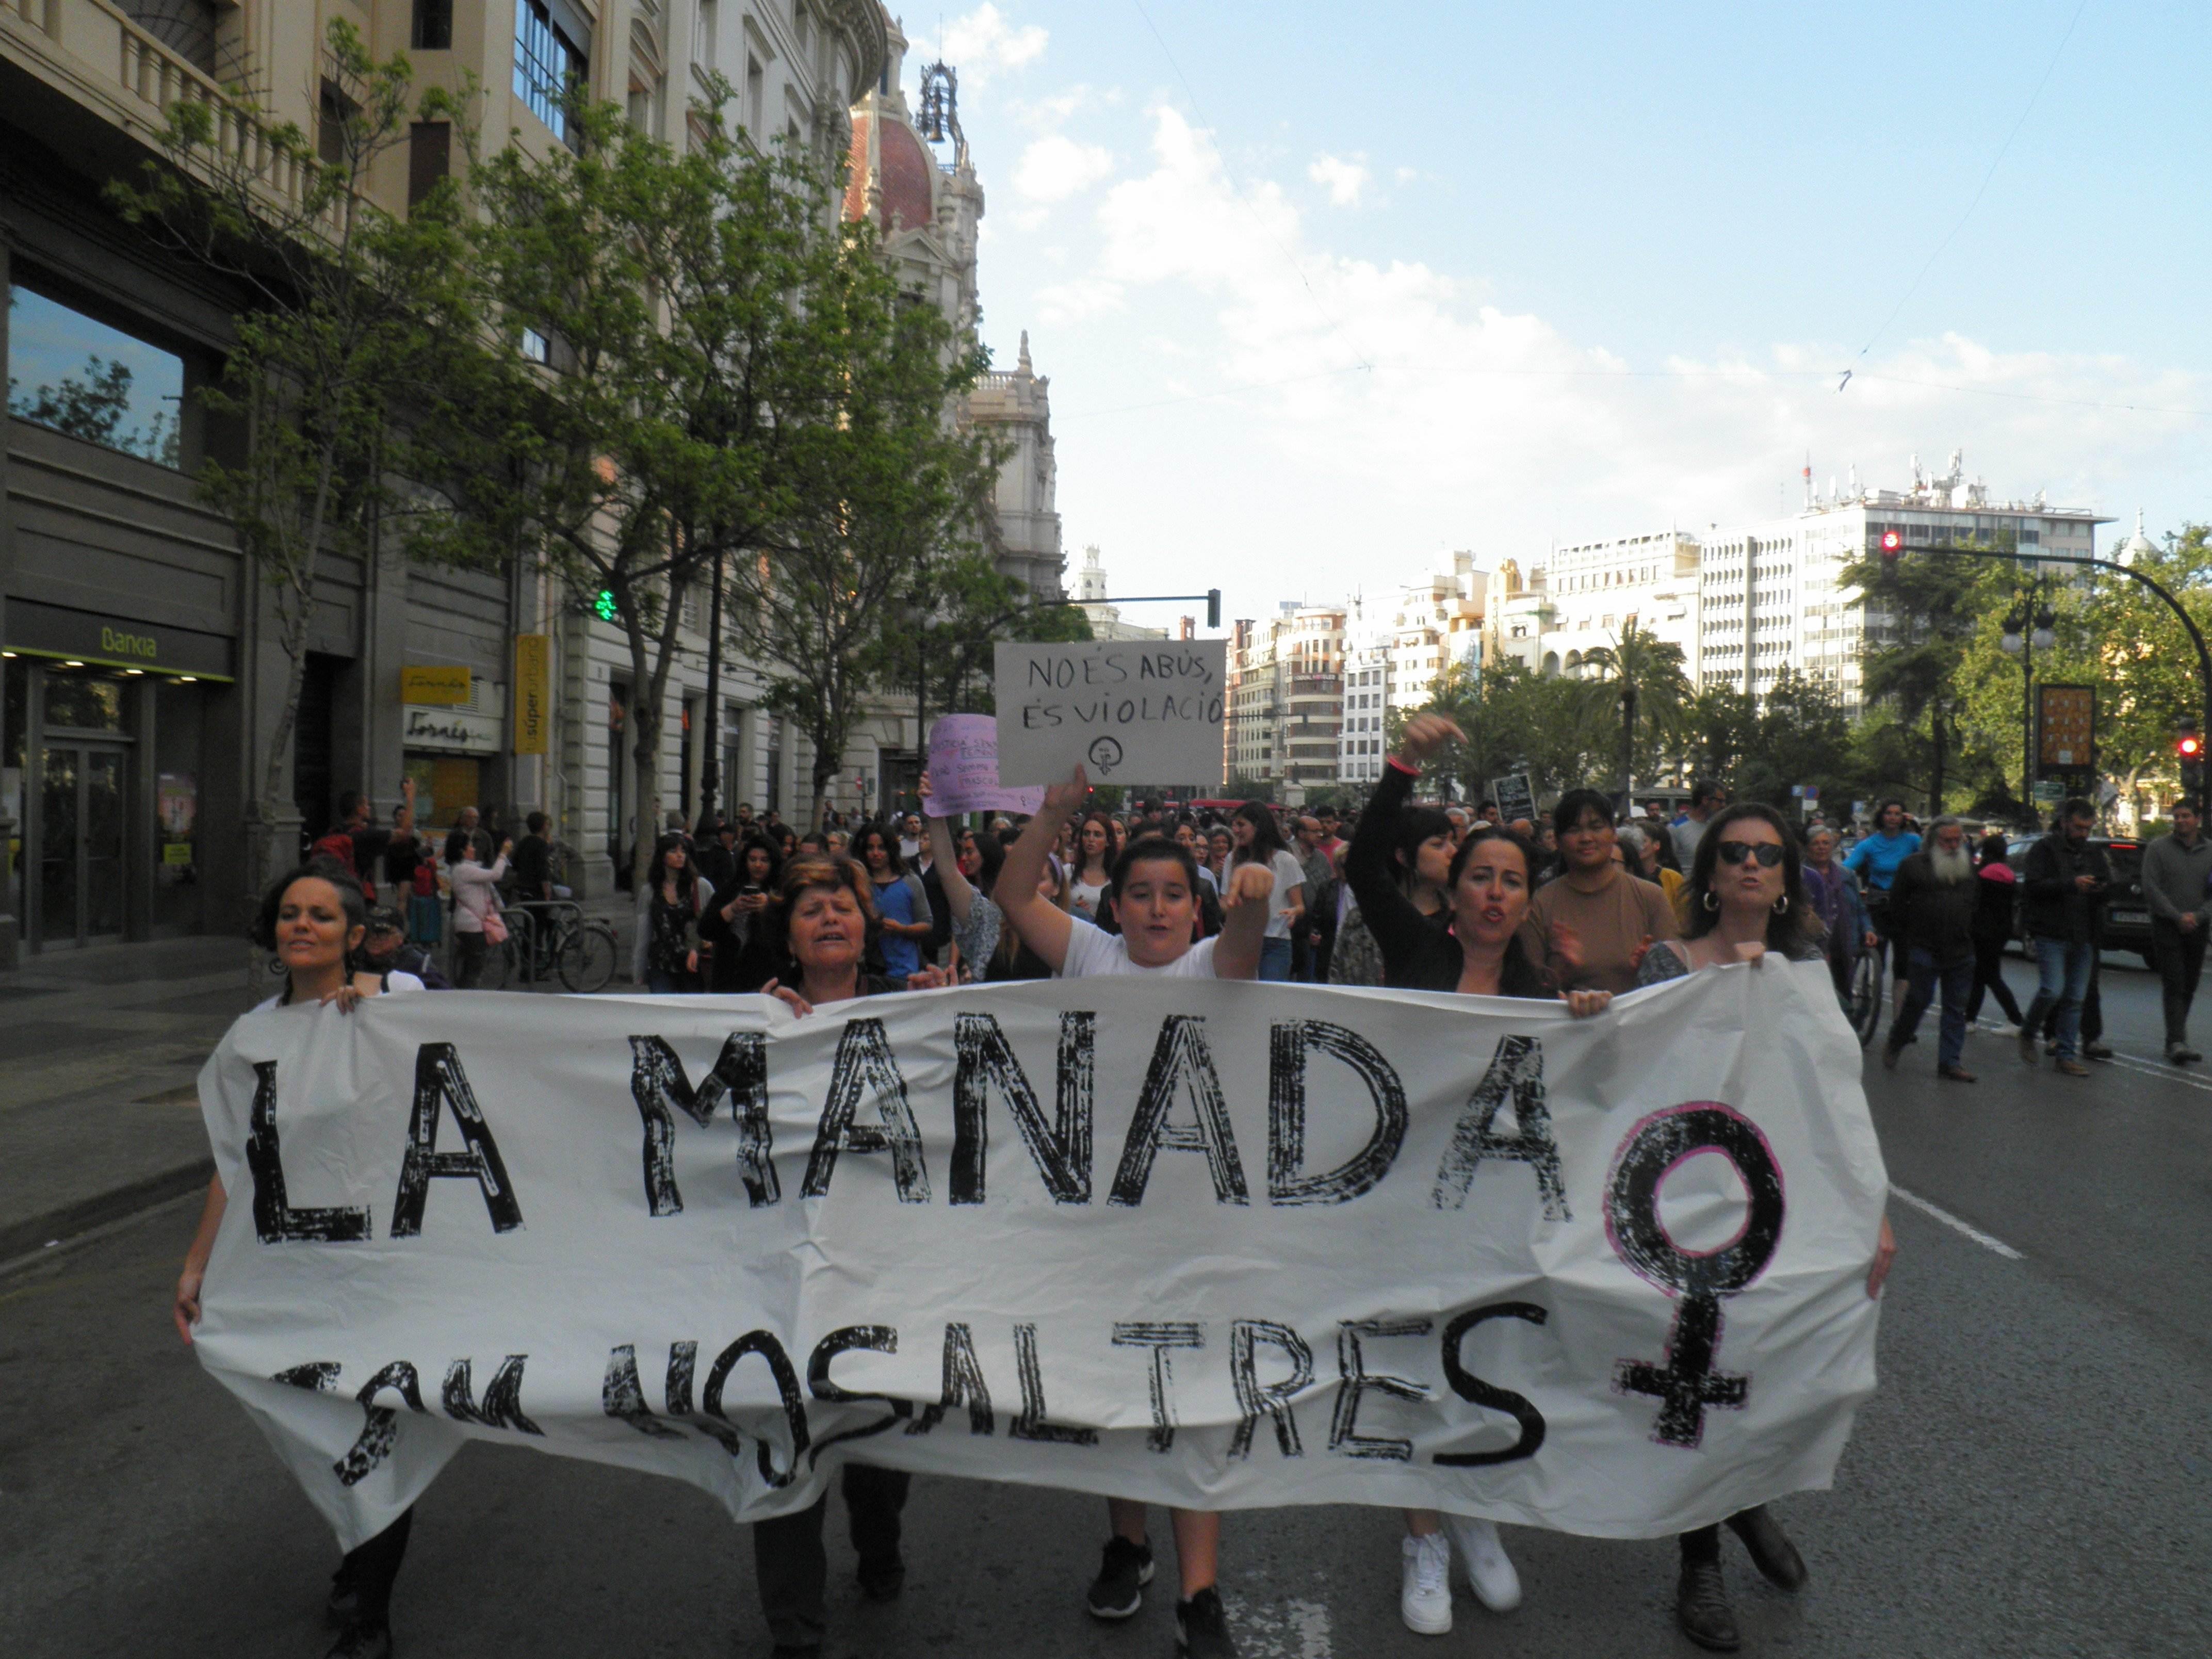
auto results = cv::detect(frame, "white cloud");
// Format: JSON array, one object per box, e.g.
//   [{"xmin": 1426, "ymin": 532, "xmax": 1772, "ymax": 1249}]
[
  {"xmin": 1010, "ymin": 84, "xmax": 1119, "ymax": 132},
  {"xmin": 1307, "ymin": 154, "xmax": 1369, "ymax": 207},
  {"xmin": 1014, "ymin": 134, "xmax": 1116, "ymax": 203},
  {"xmin": 1035, "ymin": 278, "xmax": 1125, "ymax": 324},
  {"xmin": 1054, "ymin": 106, "xmax": 2205, "ymax": 611},
  {"xmin": 940, "ymin": 5, "xmax": 1047, "ymax": 87}
]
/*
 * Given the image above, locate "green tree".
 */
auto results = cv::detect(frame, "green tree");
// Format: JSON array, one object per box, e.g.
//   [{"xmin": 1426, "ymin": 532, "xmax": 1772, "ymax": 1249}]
[
  {"xmin": 107, "ymin": 21, "xmax": 471, "ymax": 898},
  {"xmin": 1423, "ymin": 659, "xmax": 1602, "ymax": 807},
  {"xmin": 1734, "ymin": 671, "xmax": 1859, "ymax": 812},
  {"xmin": 1842, "ymin": 538, "xmax": 2007, "ymax": 813},
  {"xmin": 1574, "ymin": 621, "xmax": 1694, "ymax": 794}
]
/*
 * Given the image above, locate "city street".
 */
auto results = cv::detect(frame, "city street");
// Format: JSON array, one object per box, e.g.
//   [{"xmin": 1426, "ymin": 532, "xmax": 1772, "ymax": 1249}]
[{"xmin": 3, "ymin": 954, "xmax": 2204, "ymax": 1658}]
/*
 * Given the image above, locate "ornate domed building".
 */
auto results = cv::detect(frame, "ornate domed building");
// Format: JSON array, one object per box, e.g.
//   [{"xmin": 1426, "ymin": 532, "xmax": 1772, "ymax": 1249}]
[{"xmin": 841, "ymin": 17, "xmax": 1065, "ymax": 598}]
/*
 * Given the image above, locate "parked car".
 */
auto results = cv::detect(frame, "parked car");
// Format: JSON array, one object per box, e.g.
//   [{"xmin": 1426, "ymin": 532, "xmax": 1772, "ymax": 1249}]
[{"xmin": 2005, "ymin": 836, "xmax": 2152, "ymax": 963}]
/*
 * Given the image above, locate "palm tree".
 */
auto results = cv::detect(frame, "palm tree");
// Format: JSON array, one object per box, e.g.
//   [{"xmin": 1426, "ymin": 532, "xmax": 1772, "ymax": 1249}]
[{"xmin": 1575, "ymin": 621, "xmax": 1695, "ymax": 797}]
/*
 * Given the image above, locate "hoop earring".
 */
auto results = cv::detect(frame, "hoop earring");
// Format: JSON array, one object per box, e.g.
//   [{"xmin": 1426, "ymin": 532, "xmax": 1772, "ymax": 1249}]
[
  {"xmin": 1702, "ymin": 890, "xmax": 1719, "ymax": 912},
  {"xmin": 1772, "ymin": 895, "xmax": 1790, "ymax": 916}
]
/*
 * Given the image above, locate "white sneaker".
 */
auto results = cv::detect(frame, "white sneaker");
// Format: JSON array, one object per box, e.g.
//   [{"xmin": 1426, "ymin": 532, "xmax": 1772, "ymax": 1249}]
[
  {"xmin": 1443, "ymin": 1514, "xmax": 1522, "ymax": 1613},
  {"xmin": 1400, "ymin": 1531, "xmax": 1453, "ymax": 1635}
]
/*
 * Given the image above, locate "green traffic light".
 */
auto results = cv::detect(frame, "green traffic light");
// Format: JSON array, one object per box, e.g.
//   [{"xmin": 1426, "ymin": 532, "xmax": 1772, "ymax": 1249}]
[{"xmin": 594, "ymin": 589, "xmax": 619, "ymax": 622}]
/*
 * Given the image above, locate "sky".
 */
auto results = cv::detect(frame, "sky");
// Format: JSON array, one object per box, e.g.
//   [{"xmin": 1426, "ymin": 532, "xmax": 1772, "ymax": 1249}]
[{"xmin": 903, "ymin": 0, "xmax": 2209, "ymax": 633}]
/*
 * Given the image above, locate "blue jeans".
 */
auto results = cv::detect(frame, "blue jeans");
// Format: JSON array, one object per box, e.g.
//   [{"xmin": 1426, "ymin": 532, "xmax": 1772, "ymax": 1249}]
[
  {"xmin": 2023, "ymin": 936, "xmax": 2095, "ymax": 1059},
  {"xmin": 1891, "ymin": 949, "xmax": 1974, "ymax": 1068},
  {"xmin": 1257, "ymin": 937, "xmax": 1295, "ymax": 981},
  {"xmin": 645, "ymin": 968, "xmax": 697, "ymax": 994}
]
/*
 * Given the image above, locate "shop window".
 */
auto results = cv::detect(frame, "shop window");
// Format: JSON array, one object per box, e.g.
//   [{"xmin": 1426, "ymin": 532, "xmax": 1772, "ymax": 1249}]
[
  {"xmin": 7, "ymin": 284, "xmax": 184, "ymax": 467},
  {"xmin": 42, "ymin": 672, "xmax": 125, "ymax": 734}
]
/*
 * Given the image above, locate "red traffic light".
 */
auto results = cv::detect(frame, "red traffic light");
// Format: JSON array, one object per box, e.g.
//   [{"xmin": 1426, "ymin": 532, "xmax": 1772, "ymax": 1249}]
[
  {"xmin": 1879, "ymin": 530, "xmax": 1903, "ymax": 552},
  {"xmin": 2181, "ymin": 734, "xmax": 2204, "ymax": 758}
]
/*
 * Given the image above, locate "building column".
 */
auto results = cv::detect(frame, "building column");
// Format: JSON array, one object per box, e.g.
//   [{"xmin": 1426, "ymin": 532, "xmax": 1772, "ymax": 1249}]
[{"xmin": 0, "ymin": 233, "xmax": 18, "ymax": 966}]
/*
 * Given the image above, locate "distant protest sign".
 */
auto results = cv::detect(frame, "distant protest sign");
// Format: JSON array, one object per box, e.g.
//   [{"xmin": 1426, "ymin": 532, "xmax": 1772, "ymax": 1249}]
[
  {"xmin": 1491, "ymin": 774, "xmax": 1537, "ymax": 825},
  {"xmin": 926, "ymin": 715, "xmax": 1046, "ymax": 816},
  {"xmin": 994, "ymin": 641, "xmax": 1227, "ymax": 786},
  {"xmin": 192, "ymin": 965, "xmax": 1884, "ymax": 1550}
]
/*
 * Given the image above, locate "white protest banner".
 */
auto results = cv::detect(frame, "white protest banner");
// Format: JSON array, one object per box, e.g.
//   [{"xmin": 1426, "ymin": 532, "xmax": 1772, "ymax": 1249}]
[
  {"xmin": 192, "ymin": 965, "xmax": 1884, "ymax": 1552},
  {"xmin": 925, "ymin": 715, "xmax": 1046, "ymax": 816},
  {"xmin": 993, "ymin": 641, "xmax": 1226, "ymax": 787}
]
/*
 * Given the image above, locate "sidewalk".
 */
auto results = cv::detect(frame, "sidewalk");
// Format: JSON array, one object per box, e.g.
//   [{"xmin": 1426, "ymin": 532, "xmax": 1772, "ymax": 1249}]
[{"xmin": 0, "ymin": 895, "xmax": 639, "ymax": 1265}]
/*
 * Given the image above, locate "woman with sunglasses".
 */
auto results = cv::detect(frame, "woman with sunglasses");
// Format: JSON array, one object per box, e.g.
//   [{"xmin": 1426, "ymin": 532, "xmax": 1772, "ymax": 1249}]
[{"xmin": 1634, "ymin": 802, "xmax": 1898, "ymax": 1653}]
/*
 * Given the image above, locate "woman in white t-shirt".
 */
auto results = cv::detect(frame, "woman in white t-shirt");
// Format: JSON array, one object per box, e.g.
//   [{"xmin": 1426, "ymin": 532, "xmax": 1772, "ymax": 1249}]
[
  {"xmin": 995, "ymin": 765, "xmax": 1274, "ymax": 1659},
  {"xmin": 175, "ymin": 858, "xmax": 424, "ymax": 1654},
  {"xmin": 1229, "ymin": 801, "xmax": 1306, "ymax": 981},
  {"xmin": 1065, "ymin": 810, "xmax": 1114, "ymax": 920}
]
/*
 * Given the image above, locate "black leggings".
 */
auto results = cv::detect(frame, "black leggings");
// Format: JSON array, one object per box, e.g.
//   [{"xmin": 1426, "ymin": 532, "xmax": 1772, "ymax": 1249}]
[
  {"xmin": 334, "ymin": 1506, "xmax": 413, "ymax": 1628},
  {"xmin": 1966, "ymin": 937, "xmax": 2024, "ymax": 1024}
]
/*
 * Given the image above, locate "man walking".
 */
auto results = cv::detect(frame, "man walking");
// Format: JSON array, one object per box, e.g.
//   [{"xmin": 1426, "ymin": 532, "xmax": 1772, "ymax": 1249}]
[
  {"xmin": 2143, "ymin": 799, "xmax": 2212, "ymax": 1063},
  {"xmin": 1881, "ymin": 816, "xmax": 1981, "ymax": 1081},
  {"xmin": 2019, "ymin": 800, "xmax": 2109, "ymax": 1077},
  {"xmin": 1671, "ymin": 779, "xmax": 1726, "ymax": 869}
]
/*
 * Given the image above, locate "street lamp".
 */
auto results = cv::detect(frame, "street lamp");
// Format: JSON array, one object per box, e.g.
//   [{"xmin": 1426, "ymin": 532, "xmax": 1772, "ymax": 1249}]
[{"xmin": 1998, "ymin": 597, "xmax": 2057, "ymax": 824}]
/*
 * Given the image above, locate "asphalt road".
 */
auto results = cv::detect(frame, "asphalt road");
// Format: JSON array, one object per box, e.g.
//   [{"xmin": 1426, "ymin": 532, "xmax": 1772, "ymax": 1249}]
[{"xmin": 3, "ymin": 954, "xmax": 2206, "ymax": 1659}]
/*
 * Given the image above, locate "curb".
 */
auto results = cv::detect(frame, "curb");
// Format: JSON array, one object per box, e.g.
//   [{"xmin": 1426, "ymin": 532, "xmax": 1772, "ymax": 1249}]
[{"xmin": 0, "ymin": 1157, "xmax": 215, "ymax": 1268}]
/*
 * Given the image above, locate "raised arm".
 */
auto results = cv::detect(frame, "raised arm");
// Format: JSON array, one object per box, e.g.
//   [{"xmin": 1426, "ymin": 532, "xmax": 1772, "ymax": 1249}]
[
  {"xmin": 998, "ymin": 766, "xmax": 1088, "ymax": 973},
  {"xmin": 919, "ymin": 773, "xmax": 975, "ymax": 924},
  {"xmin": 1211, "ymin": 860, "xmax": 1277, "ymax": 980}
]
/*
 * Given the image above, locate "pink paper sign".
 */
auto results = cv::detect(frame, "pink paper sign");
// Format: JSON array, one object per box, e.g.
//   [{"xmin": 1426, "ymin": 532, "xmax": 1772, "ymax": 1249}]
[{"xmin": 927, "ymin": 715, "xmax": 1047, "ymax": 816}]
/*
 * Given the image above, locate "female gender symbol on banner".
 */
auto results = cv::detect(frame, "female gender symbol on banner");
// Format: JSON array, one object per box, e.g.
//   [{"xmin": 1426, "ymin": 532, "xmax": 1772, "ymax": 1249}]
[{"xmin": 1603, "ymin": 1102, "xmax": 1785, "ymax": 1449}]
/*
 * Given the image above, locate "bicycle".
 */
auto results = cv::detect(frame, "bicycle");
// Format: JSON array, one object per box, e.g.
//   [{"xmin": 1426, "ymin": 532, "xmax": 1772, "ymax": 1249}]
[
  {"xmin": 1843, "ymin": 948, "xmax": 1882, "ymax": 1047},
  {"xmin": 480, "ymin": 901, "xmax": 619, "ymax": 993}
]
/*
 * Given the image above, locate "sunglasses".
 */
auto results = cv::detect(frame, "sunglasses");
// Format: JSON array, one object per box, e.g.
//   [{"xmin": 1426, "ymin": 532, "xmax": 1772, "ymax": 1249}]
[{"xmin": 1715, "ymin": 840, "xmax": 1784, "ymax": 868}]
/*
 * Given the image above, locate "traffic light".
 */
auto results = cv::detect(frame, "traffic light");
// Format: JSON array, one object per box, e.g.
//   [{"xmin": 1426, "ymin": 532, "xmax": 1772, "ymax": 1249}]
[
  {"xmin": 1878, "ymin": 528, "xmax": 1903, "ymax": 570},
  {"xmin": 2180, "ymin": 721, "xmax": 2205, "ymax": 801},
  {"xmin": 1206, "ymin": 588, "xmax": 1222, "ymax": 630},
  {"xmin": 593, "ymin": 588, "xmax": 620, "ymax": 622}
]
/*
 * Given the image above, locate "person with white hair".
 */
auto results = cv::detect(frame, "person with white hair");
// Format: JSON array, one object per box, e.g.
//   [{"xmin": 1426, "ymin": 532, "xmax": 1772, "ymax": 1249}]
[{"xmin": 1880, "ymin": 815, "xmax": 1982, "ymax": 1080}]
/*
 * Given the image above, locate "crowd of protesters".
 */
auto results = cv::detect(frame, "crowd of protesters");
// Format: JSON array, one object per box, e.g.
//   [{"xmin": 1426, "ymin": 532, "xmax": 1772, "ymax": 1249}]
[{"xmin": 217, "ymin": 735, "xmax": 2212, "ymax": 1659}]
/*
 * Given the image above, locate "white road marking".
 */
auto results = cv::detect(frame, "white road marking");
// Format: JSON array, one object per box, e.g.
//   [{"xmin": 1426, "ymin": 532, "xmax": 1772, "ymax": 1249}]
[
  {"xmin": 1889, "ymin": 1184, "xmax": 2024, "ymax": 1261},
  {"xmin": 1966, "ymin": 1021, "xmax": 2212, "ymax": 1093}
]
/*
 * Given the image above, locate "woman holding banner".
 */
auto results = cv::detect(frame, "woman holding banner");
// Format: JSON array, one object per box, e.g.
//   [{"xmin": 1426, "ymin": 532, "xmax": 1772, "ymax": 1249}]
[
  {"xmin": 996, "ymin": 769, "xmax": 1275, "ymax": 1659},
  {"xmin": 174, "ymin": 859, "xmax": 425, "ymax": 1659},
  {"xmin": 1635, "ymin": 803, "xmax": 1898, "ymax": 1653},
  {"xmin": 754, "ymin": 855, "xmax": 948, "ymax": 1652},
  {"xmin": 1355, "ymin": 714, "xmax": 1614, "ymax": 1635}
]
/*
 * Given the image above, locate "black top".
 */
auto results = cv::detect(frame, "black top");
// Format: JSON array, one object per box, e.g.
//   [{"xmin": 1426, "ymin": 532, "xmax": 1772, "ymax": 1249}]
[
  {"xmin": 1888, "ymin": 850, "xmax": 1980, "ymax": 961},
  {"xmin": 1345, "ymin": 761, "xmax": 1546, "ymax": 997},
  {"xmin": 2022, "ymin": 833, "xmax": 2109, "ymax": 944},
  {"xmin": 510, "ymin": 833, "xmax": 554, "ymax": 900},
  {"xmin": 698, "ymin": 899, "xmax": 785, "ymax": 993}
]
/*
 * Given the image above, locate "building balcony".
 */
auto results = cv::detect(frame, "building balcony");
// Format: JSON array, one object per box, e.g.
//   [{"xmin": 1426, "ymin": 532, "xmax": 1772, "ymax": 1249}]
[{"xmin": 6, "ymin": 0, "xmax": 332, "ymax": 227}]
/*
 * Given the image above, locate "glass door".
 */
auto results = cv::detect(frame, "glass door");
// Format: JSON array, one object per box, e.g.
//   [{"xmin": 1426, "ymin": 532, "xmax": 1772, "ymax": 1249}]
[{"xmin": 37, "ymin": 743, "xmax": 128, "ymax": 946}]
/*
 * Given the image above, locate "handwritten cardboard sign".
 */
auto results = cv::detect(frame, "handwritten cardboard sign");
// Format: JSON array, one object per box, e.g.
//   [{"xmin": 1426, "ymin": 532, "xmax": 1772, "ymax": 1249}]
[
  {"xmin": 925, "ymin": 715, "xmax": 1046, "ymax": 816},
  {"xmin": 1490, "ymin": 773, "xmax": 1537, "ymax": 826},
  {"xmin": 994, "ymin": 642, "xmax": 1227, "ymax": 787}
]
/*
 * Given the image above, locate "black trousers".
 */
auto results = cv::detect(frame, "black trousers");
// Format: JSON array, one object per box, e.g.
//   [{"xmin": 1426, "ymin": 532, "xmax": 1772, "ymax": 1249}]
[
  {"xmin": 2152, "ymin": 918, "xmax": 2209, "ymax": 1046},
  {"xmin": 334, "ymin": 1506, "xmax": 414, "ymax": 1628},
  {"xmin": 1965, "ymin": 937, "xmax": 2024, "ymax": 1024},
  {"xmin": 753, "ymin": 1463, "xmax": 910, "ymax": 1651}
]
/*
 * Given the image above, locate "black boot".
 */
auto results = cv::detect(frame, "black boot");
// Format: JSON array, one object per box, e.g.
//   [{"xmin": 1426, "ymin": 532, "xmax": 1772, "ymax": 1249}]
[
  {"xmin": 1726, "ymin": 1504, "xmax": 1807, "ymax": 1590},
  {"xmin": 324, "ymin": 1623, "xmax": 392, "ymax": 1659},
  {"xmin": 1676, "ymin": 1557, "xmax": 1740, "ymax": 1653}
]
